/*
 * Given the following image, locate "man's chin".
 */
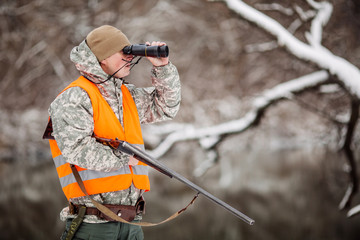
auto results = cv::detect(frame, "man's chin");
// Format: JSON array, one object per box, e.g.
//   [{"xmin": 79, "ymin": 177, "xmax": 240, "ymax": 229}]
[{"xmin": 116, "ymin": 71, "xmax": 130, "ymax": 79}]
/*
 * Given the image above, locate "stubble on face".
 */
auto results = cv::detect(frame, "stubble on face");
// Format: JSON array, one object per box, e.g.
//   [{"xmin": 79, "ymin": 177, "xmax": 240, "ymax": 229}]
[{"xmin": 100, "ymin": 52, "xmax": 133, "ymax": 78}]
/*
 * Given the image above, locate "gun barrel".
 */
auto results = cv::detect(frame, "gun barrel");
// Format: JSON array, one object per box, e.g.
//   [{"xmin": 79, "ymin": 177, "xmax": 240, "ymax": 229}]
[{"xmin": 121, "ymin": 141, "xmax": 255, "ymax": 225}]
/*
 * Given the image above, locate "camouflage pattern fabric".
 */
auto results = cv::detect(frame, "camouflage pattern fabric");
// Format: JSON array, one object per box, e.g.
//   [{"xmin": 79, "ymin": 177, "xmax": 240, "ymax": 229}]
[{"xmin": 49, "ymin": 40, "xmax": 181, "ymax": 223}]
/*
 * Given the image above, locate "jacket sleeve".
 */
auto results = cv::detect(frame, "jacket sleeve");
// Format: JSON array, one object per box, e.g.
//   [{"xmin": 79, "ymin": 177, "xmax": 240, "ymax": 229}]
[
  {"xmin": 127, "ymin": 62, "xmax": 181, "ymax": 124},
  {"xmin": 49, "ymin": 87, "xmax": 129, "ymax": 172}
]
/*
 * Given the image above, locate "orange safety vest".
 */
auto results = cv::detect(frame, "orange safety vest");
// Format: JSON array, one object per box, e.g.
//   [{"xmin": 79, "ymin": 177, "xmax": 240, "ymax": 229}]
[{"xmin": 48, "ymin": 76, "xmax": 150, "ymax": 200}]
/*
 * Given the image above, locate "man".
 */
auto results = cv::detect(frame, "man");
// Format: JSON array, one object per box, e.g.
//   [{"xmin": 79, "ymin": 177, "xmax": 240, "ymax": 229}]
[{"xmin": 45, "ymin": 25, "xmax": 181, "ymax": 239}]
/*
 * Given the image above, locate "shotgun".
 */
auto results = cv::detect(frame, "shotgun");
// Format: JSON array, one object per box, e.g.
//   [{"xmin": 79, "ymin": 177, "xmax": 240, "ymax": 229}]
[{"xmin": 94, "ymin": 135, "xmax": 255, "ymax": 225}]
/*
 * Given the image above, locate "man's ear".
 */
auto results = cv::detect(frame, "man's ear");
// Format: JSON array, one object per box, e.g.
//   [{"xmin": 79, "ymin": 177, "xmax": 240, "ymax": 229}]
[
  {"xmin": 99, "ymin": 59, "xmax": 109, "ymax": 76},
  {"xmin": 99, "ymin": 59, "xmax": 108, "ymax": 69}
]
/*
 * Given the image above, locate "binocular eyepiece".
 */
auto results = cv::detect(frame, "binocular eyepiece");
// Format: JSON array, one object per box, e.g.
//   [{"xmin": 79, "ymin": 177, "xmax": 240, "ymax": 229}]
[{"xmin": 123, "ymin": 44, "xmax": 169, "ymax": 58}]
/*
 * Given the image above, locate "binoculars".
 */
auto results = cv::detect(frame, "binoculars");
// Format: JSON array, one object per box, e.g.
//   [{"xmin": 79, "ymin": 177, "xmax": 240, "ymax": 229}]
[{"xmin": 123, "ymin": 44, "xmax": 169, "ymax": 58}]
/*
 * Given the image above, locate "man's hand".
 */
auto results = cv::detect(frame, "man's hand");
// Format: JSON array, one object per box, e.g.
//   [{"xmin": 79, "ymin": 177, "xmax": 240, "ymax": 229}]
[
  {"xmin": 145, "ymin": 41, "xmax": 169, "ymax": 67},
  {"xmin": 128, "ymin": 145, "xmax": 141, "ymax": 166},
  {"xmin": 128, "ymin": 156, "xmax": 139, "ymax": 166}
]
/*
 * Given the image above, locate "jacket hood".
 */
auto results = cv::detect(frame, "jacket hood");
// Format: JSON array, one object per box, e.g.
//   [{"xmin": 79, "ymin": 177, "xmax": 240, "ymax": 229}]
[
  {"xmin": 70, "ymin": 40, "xmax": 109, "ymax": 84},
  {"xmin": 69, "ymin": 40, "xmax": 125, "ymax": 114}
]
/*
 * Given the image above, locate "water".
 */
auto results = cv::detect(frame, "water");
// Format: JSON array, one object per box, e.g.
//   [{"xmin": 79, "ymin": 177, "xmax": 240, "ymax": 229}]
[{"xmin": 0, "ymin": 147, "xmax": 359, "ymax": 240}]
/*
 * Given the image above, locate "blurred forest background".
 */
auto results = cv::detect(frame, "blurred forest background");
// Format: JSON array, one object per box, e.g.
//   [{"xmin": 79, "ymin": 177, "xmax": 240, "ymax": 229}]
[{"xmin": 1, "ymin": 0, "xmax": 360, "ymax": 239}]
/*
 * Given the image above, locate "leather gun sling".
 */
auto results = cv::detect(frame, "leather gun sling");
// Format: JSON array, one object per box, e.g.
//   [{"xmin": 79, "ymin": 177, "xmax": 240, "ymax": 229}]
[{"xmin": 70, "ymin": 165, "xmax": 198, "ymax": 227}]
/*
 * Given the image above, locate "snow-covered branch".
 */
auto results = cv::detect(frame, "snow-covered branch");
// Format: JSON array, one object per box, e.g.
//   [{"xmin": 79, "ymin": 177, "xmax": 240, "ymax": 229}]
[
  {"xmin": 348, "ymin": 204, "xmax": 360, "ymax": 218},
  {"xmin": 148, "ymin": 71, "xmax": 329, "ymax": 159},
  {"xmin": 305, "ymin": 0, "xmax": 333, "ymax": 46},
  {"xmin": 224, "ymin": 0, "xmax": 360, "ymax": 98},
  {"xmin": 294, "ymin": 4, "xmax": 316, "ymax": 21}
]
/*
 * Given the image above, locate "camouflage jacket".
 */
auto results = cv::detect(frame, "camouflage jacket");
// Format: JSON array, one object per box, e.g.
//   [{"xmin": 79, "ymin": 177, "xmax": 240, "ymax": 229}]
[{"xmin": 49, "ymin": 40, "xmax": 181, "ymax": 223}]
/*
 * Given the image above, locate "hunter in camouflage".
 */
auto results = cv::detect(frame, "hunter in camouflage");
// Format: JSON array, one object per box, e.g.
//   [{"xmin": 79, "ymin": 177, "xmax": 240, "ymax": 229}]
[{"xmin": 49, "ymin": 34, "xmax": 181, "ymax": 225}]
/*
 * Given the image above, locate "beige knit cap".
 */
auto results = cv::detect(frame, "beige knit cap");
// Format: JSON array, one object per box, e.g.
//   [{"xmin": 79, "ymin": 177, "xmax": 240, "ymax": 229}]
[{"xmin": 86, "ymin": 25, "xmax": 131, "ymax": 62}]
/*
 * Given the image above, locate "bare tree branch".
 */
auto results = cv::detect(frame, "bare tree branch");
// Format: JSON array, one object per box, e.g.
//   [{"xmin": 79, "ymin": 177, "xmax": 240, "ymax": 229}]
[
  {"xmin": 293, "ymin": 93, "xmax": 347, "ymax": 125},
  {"xmin": 339, "ymin": 99, "xmax": 359, "ymax": 210},
  {"xmin": 15, "ymin": 40, "xmax": 47, "ymax": 70},
  {"xmin": 254, "ymin": 3, "xmax": 294, "ymax": 16},
  {"xmin": 46, "ymin": 50, "xmax": 70, "ymax": 84}
]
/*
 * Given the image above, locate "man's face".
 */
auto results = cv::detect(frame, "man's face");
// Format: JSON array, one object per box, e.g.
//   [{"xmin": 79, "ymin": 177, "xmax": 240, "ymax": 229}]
[{"xmin": 100, "ymin": 51, "xmax": 134, "ymax": 78}]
